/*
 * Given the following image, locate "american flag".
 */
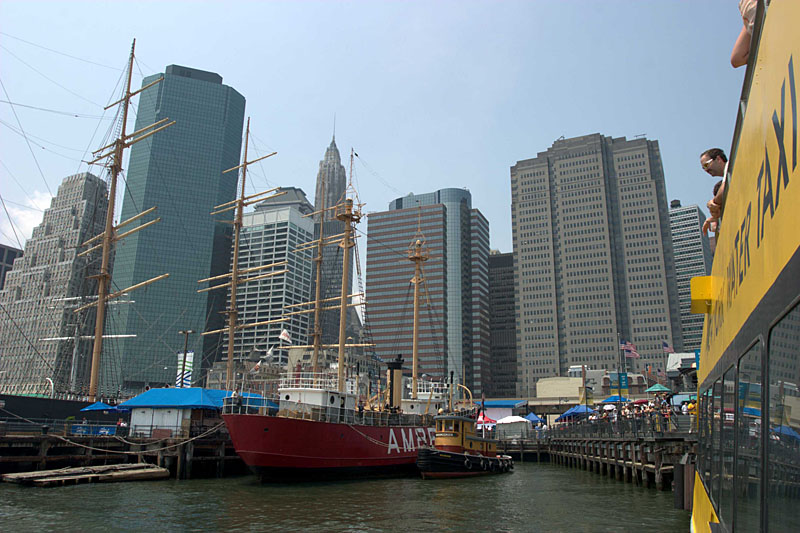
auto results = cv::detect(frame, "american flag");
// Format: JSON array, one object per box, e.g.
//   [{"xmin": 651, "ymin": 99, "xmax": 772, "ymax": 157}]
[
  {"xmin": 620, "ymin": 340, "xmax": 640, "ymax": 358},
  {"xmin": 662, "ymin": 341, "xmax": 675, "ymax": 353}
]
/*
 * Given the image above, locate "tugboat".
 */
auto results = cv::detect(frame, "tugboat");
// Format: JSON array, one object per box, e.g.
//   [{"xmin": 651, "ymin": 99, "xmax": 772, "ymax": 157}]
[{"xmin": 416, "ymin": 379, "xmax": 513, "ymax": 479}]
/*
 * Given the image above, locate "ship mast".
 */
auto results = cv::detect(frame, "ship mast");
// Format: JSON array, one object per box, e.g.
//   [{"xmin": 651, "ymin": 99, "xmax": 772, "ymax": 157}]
[
  {"xmin": 78, "ymin": 39, "xmax": 174, "ymax": 401},
  {"xmin": 408, "ymin": 238, "xmax": 428, "ymax": 400},
  {"xmin": 197, "ymin": 118, "xmax": 283, "ymax": 391}
]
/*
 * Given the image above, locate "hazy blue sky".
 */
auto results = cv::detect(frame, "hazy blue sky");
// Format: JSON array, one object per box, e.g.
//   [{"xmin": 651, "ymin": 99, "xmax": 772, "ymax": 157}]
[{"xmin": 0, "ymin": 1, "xmax": 745, "ymax": 253}]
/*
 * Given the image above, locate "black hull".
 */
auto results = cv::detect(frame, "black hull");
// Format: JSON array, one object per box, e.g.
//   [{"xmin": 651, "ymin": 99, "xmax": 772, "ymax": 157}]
[{"xmin": 416, "ymin": 448, "xmax": 513, "ymax": 479}]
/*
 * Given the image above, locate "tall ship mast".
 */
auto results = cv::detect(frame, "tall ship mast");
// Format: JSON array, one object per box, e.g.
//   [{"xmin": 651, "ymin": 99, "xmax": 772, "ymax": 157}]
[
  {"xmin": 77, "ymin": 40, "xmax": 173, "ymax": 401},
  {"xmin": 221, "ymin": 148, "xmax": 451, "ymax": 481}
]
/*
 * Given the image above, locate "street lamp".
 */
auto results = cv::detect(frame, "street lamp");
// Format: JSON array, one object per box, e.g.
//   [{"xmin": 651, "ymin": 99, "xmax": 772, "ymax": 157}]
[{"xmin": 178, "ymin": 330, "xmax": 195, "ymax": 388}]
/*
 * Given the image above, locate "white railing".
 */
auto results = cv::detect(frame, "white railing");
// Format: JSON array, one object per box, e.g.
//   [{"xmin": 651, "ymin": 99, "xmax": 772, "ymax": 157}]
[
  {"xmin": 416, "ymin": 380, "xmax": 448, "ymax": 397},
  {"xmin": 278, "ymin": 371, "xmax": 356, "ymax": 394}
]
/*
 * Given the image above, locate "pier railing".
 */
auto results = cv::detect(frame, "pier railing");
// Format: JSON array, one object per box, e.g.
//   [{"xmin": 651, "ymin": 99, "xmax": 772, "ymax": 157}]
[{"xmin": 550, "ymin": 414, "xmax": 694, "ymax": 440}]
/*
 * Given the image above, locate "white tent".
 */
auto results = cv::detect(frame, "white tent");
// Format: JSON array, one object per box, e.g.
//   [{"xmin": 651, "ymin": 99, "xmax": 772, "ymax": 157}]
[{"xmin": 495, "ymin": 415, "xmax": 532, "ymax": 440}]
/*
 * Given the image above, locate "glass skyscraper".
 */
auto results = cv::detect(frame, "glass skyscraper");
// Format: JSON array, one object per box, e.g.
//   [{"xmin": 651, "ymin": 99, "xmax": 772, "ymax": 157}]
[
  {"xmin": 105, "ymin": 65, "xmax": 245, "ymax": 396},
  {"xmin": 366, "ymin": 188, "xmax": 491, "ymax": 393}
]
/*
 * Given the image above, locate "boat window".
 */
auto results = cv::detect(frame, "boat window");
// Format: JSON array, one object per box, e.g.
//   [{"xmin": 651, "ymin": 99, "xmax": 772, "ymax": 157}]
[
  {"xmin": 734, "ymin": 342, "xmax": 761, "ymax": 532},
  {"xmin": 445, "ymin": 420, "xmax": 454, "ymax": 432},
  {"xmin": 711, "ymin": 377, "xmax": 723, "ymax": 505},
  {"xmin": 436, "ymin": 421, "xmax": 442, "ymax": 432},
  {"xmin": 767, "ymin": 303, "xmax": 800, "ymax": 531},
  {"xmin": 454, "ymin": 422, "xmax": 460, "ymax": 433},
  {"xmin": 719, "ymin": 364, "xmax": 736, "ymax": 529}
]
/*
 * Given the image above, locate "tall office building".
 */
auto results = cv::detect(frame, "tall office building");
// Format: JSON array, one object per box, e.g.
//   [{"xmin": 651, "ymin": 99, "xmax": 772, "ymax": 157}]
[
  {"xmin": 221, "ymin": 187, "xmax": 314, "ymax": 366},
  {"xmin": 511, "ymin": 134, "xmax": 682, "ymax": 396},
  {"xmin": 105, "ymin": 65, "xmax": 245, "ymax": 396},
  {"xmin": 668, "ymin": 200, "xmax": 712, "ymax": 352},
  {"xmin": 488, "ymin": 251, "xmax": 517, "ymax": 397},
  {"xmin": 0, "ymin": 243, "xmax": 22, "ymax": 290},
  {"xmin": 0, "ymin": 173, "xmax": 107, "ymax": 396},
  {"xmin": 311, "ymin": 137, "xmax": 359, "ymax": 344},
  {"xmin": 365, "ymin": 189, "xmax": 490, "ymax": 394}
]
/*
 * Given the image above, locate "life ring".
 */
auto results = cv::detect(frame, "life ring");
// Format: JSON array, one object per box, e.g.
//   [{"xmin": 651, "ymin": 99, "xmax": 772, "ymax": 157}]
[{"xmin": 464, "ymin": 457, "xmax": 472, "ymax": 470}]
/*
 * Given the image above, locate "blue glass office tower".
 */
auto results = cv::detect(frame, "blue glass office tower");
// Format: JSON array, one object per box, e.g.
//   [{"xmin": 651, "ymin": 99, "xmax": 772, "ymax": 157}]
[
  {"xmin": 104, "ymin": 65, "xmax": 245, "ymax": 396},
  {"xmin": 366, "ymin": 188, "xmax": 490, "ymax": 393}
]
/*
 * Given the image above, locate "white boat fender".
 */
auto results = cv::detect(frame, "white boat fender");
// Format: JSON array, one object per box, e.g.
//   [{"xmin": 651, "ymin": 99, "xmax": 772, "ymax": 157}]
[{"xmin": 464, "ymin": 457, "xmax": 472, "ymax": 470}]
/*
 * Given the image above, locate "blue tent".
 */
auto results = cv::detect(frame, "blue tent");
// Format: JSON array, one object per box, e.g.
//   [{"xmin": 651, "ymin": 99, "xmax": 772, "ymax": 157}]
[
  {"xmin": 119, "ymin": 388, "xmax": 277, "ymax": 410},
  {"xmin": 524, "ymin": 412, "xmax": 543, "ymax": 424},
  {"xmin": 555, "ymin": 404, "xmax": 596, "ymax": 422},
  {"xmin": 80, "ymin": 401, "xmax": 115, "ymax": 412},
  {"xmin": 771, "ymin": 425, "xmax": 800, "ymax": 441},
  {"xmin": 601, "ymin": 395, "xmax": 630, "ymax": 403}
]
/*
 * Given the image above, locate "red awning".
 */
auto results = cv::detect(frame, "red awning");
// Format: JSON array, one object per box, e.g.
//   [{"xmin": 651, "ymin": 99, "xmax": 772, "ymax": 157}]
[{"xmin": 477, "ymin": 414, "xmax": 496, "ymax": 424}]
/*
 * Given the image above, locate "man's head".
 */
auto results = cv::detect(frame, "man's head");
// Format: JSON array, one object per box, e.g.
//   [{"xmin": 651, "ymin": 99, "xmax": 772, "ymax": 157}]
[{"xmin": 700, "ymin": 148, "xmax": 727, "ymax": 177}]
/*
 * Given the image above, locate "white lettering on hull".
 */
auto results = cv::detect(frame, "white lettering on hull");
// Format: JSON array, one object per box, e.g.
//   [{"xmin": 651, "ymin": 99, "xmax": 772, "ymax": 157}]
[{"xmin": 386, "ymin": 426, "xmax": 435, "ymax": 454}]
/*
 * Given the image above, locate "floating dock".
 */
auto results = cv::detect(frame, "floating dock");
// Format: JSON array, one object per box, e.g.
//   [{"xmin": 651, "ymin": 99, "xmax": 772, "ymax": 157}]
[{"xmin": 2, "ymin": 463, "xmax": 170, "ymax": 487}]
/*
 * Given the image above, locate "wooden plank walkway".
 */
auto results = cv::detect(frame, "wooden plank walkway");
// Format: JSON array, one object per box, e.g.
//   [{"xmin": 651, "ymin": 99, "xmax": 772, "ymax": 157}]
[{"xmin": 2, "ymin": 463, "xmax": 169, "ymax": 487}]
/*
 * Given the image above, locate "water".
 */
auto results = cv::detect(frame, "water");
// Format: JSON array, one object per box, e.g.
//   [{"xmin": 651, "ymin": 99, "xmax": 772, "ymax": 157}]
[{"xmin": 0, "ymin": 463, "xmax": 689, "ymax": 532}]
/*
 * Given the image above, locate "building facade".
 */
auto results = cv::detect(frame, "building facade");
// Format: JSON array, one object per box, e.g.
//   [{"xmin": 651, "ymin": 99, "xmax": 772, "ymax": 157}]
[
  {"xmin": 0, "ymin": 173, "xmax": 108, "ymax": 396},
  {"xmin": 668, "ymin": 200, "xmax": 712, "ymax": 352},
  {"xmin": 511, "ymin": 134, "xmax": 682, "ymax": 396},
  {"xmin": 366, "ymin": 188, "xmax": 491, "ymax": 394},
  {"xmin": 105, "ymin": 65, "xmax": 245, "ymax": 396},
  {"xmin": 0, "ymin": 243, "xmax": 22, "ymax": 290},
  {"xmin": 488, "ymin": 251, "xmax": 517, "ymax": 397},
  {"xmin": 221, "ymin": 188, "xmax": 315, "ymax": 368},
  {"xmin": 311, "ymin": 137, "xmax": 359, "ymax": 344}
]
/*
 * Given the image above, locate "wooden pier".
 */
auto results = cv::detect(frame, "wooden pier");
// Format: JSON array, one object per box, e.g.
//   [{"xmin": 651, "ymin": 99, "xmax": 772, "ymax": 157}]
[
  {"xmin": 497, "ymin": 420, "xmax": 697, "ymax": 511},
  {"xmin": 0, "ymin": 432, "xmax": 246, "ymax": 480},
  {"xmin": 3, "ymin": 463, "xmax": 169, "ymax": 487}
]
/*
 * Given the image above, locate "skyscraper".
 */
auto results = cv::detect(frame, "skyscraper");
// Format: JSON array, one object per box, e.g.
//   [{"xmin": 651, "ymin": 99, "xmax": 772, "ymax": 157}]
[
  {"xmin": 668, "ymin": 200, "xmax": 712, "ymax": 352},
  {"xmin": 488, "ymin": 251, "xmax": 517, "ymax": 397},
  {"xmin": 311, "ymin": 137, "xmax": 359, "ymax": 344},
  {"xmin": 511, "ymin": 134, "xmax": 682, "ymax": 396},
  {"xmin": 222, "ymin": 187, "xmax": 315, "ymax": 366},
  {"xmin": 365, "ymin": 188, "xmax": 491, "ymax": 393},
  {"xmin": 0, "ymin": 243, "xmax": 22, "ymax": 290},
  {"xmin": 0, "ymin": 173, "xmax": 107, "ymax": 396},
  {"xmin": 105, "ymin": 65, "xmax": 245, "ymax": 396}
]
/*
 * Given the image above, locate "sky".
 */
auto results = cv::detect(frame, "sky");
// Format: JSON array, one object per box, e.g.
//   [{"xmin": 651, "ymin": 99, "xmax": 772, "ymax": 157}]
[{"xmin": 0, "ymin": 1, "xmax": 746, "ymax": 254}]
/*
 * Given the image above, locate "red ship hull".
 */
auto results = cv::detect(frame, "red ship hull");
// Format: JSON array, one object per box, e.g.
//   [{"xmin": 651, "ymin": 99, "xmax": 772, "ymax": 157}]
[{"xmin": 223, "ymin": 413, "xmax": 436, "ymax": 481}]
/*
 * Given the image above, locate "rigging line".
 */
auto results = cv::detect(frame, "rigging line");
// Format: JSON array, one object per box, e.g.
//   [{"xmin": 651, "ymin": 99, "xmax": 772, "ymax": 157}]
[
  {"xmin": 0, "ymin": 158, "xmax": 41, "ymax": 207},
  {"xmin": 353, "ymin": 225, "xmax": 408, "ymax": 260},
  {"xmin": 0, "ymin": 193, "xmax": 23, "ymax": 248},
  {"xmin": 0, "ymin": 45, "xmax": 104, "ymax": 108},
  {"xmin": 0, "ymin": 227, "xmax": 18, "ymax": 245},
  {"xmin": 1, "ymin": 119, "xmax": 87, "ymax": 160},
  {"xmin": 77, "ymin": 62, "xmax": 125, "ymax": 177},
  {"xmin": 0, "ymin": 99, "xmax": 112, "ymax": 118},
  {"xmin": 0, "ymin": 77, "xmax": 53, "ymax": 195},
  {"xmin": 0, "ymin": 196, "xmax": 43, "ymax": 212},
  {"xmin": 0, "ymin": 31, "xmax": 125, "ymax": 71},
  {"xmin": 0, "ymin": 301, "xmax": 55, "ymax": 372},
  {"xmin": 354, "ymin": 152, "xmax": 403, "ymax": 196}
]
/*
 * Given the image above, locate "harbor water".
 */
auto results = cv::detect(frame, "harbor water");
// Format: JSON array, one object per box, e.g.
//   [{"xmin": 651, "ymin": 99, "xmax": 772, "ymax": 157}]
[{"xmin": 0, "ymin": 463, "xmax": 689, "ymax": 532}]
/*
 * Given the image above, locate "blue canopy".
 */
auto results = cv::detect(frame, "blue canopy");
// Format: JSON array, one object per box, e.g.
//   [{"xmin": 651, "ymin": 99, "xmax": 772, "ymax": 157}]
[
  {"xmin": 555, "ymin": 404, "xmax": 596, "ymax": 422},
  {"xmin": 601, "ymin": 395, "xmax": 630, "ymax": 403},
  {"xmin": 80, "ymin": 401, "xmax": 115, "ymax": 412},
  {"xmin": 771, "ymin": 425, "xmax": 800, "ymax": 441},
  {"xmin": 524, "ymin": 412, "xmax": 543, "ymax": 424},
  {"xmin": 120, "ymin": 388, "xmax": 276, "ymax": 410}
]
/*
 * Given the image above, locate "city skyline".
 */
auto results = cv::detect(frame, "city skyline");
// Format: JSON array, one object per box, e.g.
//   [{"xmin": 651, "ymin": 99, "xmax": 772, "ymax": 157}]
[{"xmin": 1, "ymin": 2, "xmax": 745, "ymax": 256}]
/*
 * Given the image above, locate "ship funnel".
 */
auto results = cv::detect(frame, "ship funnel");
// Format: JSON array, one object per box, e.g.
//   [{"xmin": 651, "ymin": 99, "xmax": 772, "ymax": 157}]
[{"xmin": 387, "ymin": 354, "xmax": 405, "ymax": 411}]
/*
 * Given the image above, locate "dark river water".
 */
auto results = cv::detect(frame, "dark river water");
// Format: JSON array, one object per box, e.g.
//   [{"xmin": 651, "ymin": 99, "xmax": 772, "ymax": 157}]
[{"xmin": 0, "ymin": 463, "xmax": 689, "ymax": 532}]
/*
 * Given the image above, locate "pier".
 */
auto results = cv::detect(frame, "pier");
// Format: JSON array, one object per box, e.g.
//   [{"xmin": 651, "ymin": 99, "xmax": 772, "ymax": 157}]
[
  {"xmin": 498, "ymin": 415, "xmax": 697, "ymax": 511},
  {"xmin": 0, "ymin": 419, "xmax": 245, "ymax": 480}
]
